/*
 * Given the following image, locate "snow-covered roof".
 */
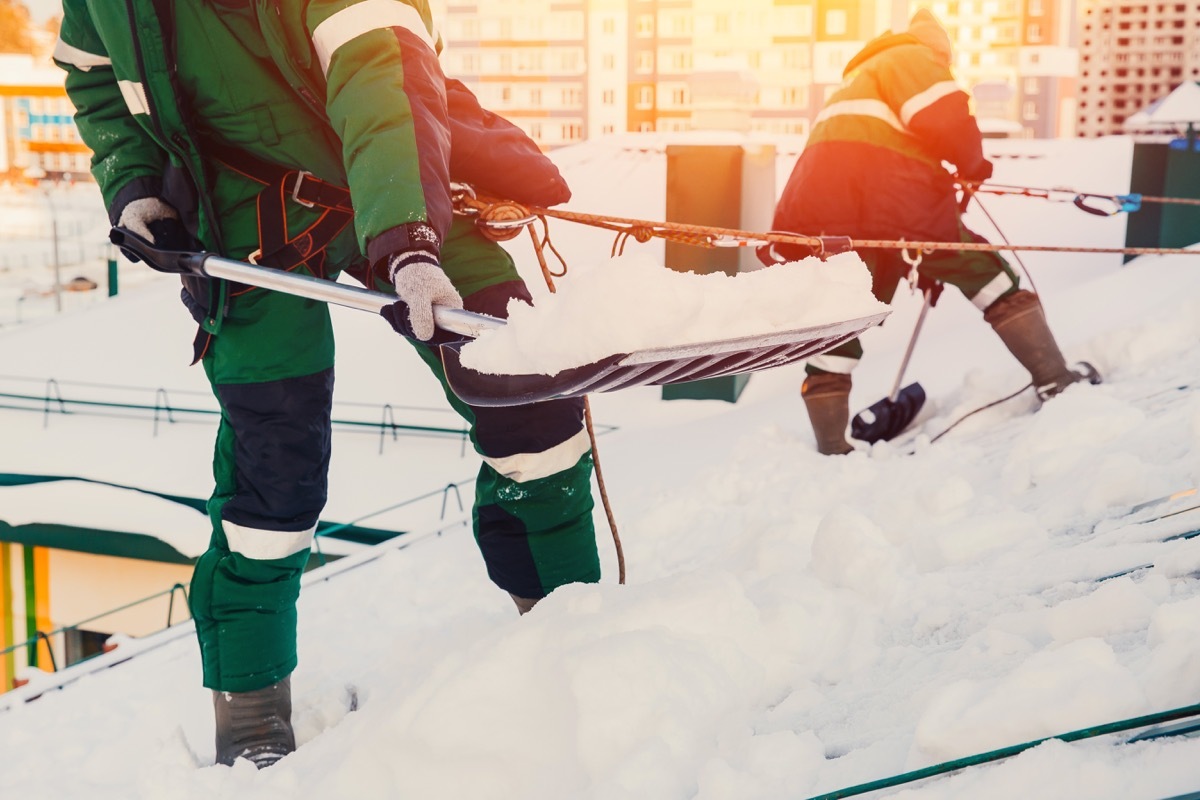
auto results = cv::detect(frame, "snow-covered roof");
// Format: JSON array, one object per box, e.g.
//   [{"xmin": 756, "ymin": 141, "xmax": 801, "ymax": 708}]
[
  {"xmin": 1124, "ymin": 81, "xmax": 1200, "ymax": 130},
  {"xmin": 5, "ymin": 134, "xmax": 1200, "ymax": 798}
]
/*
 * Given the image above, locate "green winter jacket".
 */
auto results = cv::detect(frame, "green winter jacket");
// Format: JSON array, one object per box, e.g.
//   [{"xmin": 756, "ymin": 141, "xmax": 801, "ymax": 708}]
[{"xmin": 53, "ymin": 0, "xmax": 450, "ymax": 270}]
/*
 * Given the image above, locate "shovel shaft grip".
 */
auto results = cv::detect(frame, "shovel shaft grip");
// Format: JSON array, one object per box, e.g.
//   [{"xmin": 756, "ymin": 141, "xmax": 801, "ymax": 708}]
[{"xmin": 110, "ymin": 226, "xmax": 504, "ymax": 339}]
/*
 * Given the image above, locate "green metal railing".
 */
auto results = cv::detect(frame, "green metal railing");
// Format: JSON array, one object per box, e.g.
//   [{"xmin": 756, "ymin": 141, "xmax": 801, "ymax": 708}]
[
  {"xmin": 1, "ymin": 582, "xmax": 190, "ymax": 679},
  {"xmin": 0, "ymin": 374, "xmax": 617, "ymax": 446},
  {"xmin": 0, "ymin": 386, "xmax": 470, "ymax": 443},
  {"xmin": 806, "ymin": 701, "xmax": 1200, "ymax": 800}
]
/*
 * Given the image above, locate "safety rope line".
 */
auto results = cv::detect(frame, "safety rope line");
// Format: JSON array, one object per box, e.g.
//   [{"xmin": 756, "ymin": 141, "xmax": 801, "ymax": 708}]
[
  {"xmin": 805, "ymin": 700, "xmax": 1200, "ymax": 800},
  {"xmin": 962, "ymin": 179, "xmax": 1200, "ymax": 209},
  {"xmin": 928, "ymin": 382, "xmax": 1033, "ymax": 444},
  {"xmin": 453, "ymin": 189, "xmax": 1200, "ymax": 264}
]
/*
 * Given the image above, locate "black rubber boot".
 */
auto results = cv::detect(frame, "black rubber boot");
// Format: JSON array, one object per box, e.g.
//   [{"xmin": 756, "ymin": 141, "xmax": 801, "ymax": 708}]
[
  {"xmin": 801, "ymin": 372, "xmax": 854, "ymax": 455},
  {"xmin": 984, "ymin": 290, "xmax": 1092, "ymax": 400},
  {"xmin": 213, "ymin": 677, "xmax": 296, "ymax": 769}
]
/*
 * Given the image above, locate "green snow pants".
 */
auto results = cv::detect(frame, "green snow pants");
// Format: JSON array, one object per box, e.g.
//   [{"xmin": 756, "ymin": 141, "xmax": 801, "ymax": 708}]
[
  {"xmin": 189, "ymin": 217, "xmax": 600, "ymax": 692},
  {"xmin": 806, "ymin": 220, "xmax": 1021, "ymax": 376}
]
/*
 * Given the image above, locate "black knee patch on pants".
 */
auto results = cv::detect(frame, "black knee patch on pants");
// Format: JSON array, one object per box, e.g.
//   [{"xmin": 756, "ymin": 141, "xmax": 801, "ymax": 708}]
[
  {"xmin": 471, "ymin": 395, "xmax": 585, "ymax": 458},
  {"xmin": 476, "ymin": 502, "xmax": 542, "ymax": 598},
  {"xmin": 217, "ymin": 368, "xmax": 334, "ymax": 531}
]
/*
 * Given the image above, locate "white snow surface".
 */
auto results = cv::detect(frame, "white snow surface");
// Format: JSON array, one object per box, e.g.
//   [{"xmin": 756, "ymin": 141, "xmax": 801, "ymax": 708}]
[
  {"xmin": 459, "ymin": 251, "xmax": 888, "ymax": 376},
  {"xmin": 3, "ymin": 134, "xmax": 1200, "ymax": 799}
]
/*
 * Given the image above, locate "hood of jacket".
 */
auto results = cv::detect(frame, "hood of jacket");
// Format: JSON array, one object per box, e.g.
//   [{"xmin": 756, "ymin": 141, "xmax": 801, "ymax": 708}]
[{"xmin": 842, "ymin": 9, "xmax": 953, "ymax": 76}]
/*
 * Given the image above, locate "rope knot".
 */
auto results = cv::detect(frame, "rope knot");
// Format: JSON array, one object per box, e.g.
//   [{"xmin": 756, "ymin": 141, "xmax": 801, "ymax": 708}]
[
  {"xmin": 477, "ymin": 202, "xmax": 534, "ymax": 242},
  {"xmin": 630, "ymin": 226, "xmax": 654, "ymax": 243}
]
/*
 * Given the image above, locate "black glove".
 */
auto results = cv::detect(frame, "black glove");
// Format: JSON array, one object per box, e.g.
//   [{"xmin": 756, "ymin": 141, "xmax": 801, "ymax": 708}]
[
  {"xmin": 114, "ymin": 197, "xmax": 200, "ymax": 262},
  {"xmin": 957, "ymin": 158, "xmax": 994, "ymax": 185}
]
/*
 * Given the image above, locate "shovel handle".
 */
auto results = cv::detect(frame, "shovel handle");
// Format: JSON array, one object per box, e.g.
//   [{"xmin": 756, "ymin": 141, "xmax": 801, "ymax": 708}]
[
  {"xmin": 888, "ymin": 288, "xmax": 933, "ymax": 401},
  {"xmin": 110, "ymin": 227, "xmax": 504, "ymax": 339}
]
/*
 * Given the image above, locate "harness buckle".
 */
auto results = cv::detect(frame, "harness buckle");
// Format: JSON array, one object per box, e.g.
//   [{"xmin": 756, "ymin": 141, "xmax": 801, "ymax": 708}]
[
  {"xmin": 247, "ymin": 249, "xmax": 262, "ymax": 265},
  {"xmin": 290, "ymin": 170, "xmax": 316, "ymax": 208}
]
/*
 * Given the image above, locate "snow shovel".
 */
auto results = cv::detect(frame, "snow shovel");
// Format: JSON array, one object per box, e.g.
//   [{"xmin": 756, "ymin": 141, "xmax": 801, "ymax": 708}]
[
  {"xmin": 111, "ymin": 228, "xmax": 890, "ymax": 407},
  {"xmin": 850, "ymin": 288, "xmax": 932, "ymax": 444}
]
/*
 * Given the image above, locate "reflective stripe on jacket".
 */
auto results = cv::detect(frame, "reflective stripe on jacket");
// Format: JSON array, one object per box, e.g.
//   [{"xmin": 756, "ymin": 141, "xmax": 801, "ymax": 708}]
[
  {"xmin": 773, "ymin": 30, "xmax": 987, "ymax": 252},
  {"xmin": 54, "ymin": 0, "xmax": 449, "ymax": 265}
]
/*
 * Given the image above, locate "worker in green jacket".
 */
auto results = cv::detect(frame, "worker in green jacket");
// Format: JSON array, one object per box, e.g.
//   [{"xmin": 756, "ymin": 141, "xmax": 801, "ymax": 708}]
[{"xmin": 55, "ymin": 0, "xmax": 600, "ymax": 768}]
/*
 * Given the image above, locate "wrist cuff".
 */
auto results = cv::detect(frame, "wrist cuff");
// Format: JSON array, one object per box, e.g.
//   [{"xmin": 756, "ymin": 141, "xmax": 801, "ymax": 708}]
[
  {"xmin": 368, "ymin": 222, "xmax": 442, "ymax": 267},
  {"xmin": 387, "ymin": 250, "xmax": 439, "ymax": 281}
]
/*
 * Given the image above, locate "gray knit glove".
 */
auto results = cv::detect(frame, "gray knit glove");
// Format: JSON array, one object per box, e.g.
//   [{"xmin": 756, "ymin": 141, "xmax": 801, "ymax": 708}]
[{"xmin": 387, "ymin": 251, "xmax": 463, "ymax": 341}]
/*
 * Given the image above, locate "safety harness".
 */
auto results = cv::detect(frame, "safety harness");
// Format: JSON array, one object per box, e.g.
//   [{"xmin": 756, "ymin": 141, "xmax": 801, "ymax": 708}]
[{"xmin": 206, "ymin": 142, "xmax": 355, "ymax": 292}]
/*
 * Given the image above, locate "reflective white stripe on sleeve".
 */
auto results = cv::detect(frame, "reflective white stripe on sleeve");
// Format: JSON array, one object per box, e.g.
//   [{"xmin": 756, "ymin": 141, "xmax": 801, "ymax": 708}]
[
  {"xmin": 971, "ymin": 272, "xmax": 1017, "ymax": 311},
  {"xmin": 117, "ymin": 80, "xmax": 150, "ymax": 116},
  {"xmin": 807, "ymin": 354, "xmax": 860, "ymax": 374},
  {"xmin": 899, "ymin": 81, "xmax": 963, "ymax": 127},
  {"xmin": 312, "ymin": 0, "xmax": 436, "ymax": 76},
  {"xmin": 53, "ymin": 38, "xmax": 112, "ymax": 71},
  {"xmin": 814, "ymin": 99, "xmax": 906, "ymax": 133},
  {"xmin": 223, "ymin": 521, "xmax": 316, "ymax": 560},
  {"xmin": 481, "ymin": 427, "xmax": 591, "ymax": 484}
]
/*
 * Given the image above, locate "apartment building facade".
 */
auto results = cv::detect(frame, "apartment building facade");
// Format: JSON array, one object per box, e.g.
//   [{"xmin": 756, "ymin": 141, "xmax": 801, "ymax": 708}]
[
  {"xmin": 435, "ymin": 0, "xmax": 1079, "ymax": 145},
  {"xmin": 1077, "ymin": 0, "xmax": 1200, "ymax": 137},
  {"xmin": 910, "ymin": 0, "xmax": 1078, "ymax": 138},
  {"xmin": 436, "ymin": 0, "xmax": 833, "ymax": 145},
  {"xmin": 0, "ymin": 54, "xmax": 92, "ymax": 181}
]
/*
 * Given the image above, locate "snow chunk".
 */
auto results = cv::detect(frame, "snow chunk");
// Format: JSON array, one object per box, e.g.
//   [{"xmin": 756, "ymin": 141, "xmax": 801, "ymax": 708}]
[
  {"xmin": 458, "ymin": 252, "xmax": 887, "ymax": 376},
  {"xmin": 810, "ymin": 506, "xmax": 901, "ymax": 602},
  {"xmin": 915, "ymin": 639, "xmax": 1146, "ymax": 760},
  {"xmin": 1044, "ymin": 576, "xmax": 1161, "ymax": 643}
]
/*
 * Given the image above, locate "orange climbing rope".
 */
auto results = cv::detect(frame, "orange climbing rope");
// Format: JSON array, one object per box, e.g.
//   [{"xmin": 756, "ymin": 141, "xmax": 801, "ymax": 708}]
[{"xmin": 452, "ymin": 186, "xmax": 1200, "ymax": 267}]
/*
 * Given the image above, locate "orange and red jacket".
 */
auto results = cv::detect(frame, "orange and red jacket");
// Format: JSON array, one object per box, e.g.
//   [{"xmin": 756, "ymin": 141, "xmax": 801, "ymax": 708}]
[{"xmin": 773, "ymin": 29, "xmax": 990, "ymax": 257}]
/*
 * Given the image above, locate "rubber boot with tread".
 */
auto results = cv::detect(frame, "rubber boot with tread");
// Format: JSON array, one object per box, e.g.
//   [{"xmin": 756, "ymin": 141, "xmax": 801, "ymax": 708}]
[
  {"xmin": 801, "ymin": 372, "xmax": 854, "ymax": 455},
  {"xmin": 214, "ymin": 676, "xmax": 296, "ymax": 769},
  {"xmin": 984, "ymin": 290, "xmax": 1089, "ymax": 400}
]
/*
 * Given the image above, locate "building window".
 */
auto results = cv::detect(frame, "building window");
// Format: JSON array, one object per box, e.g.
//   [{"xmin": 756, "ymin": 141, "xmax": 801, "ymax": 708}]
[
  {"xmin": 826, "ymin": 10, "xmax": 847, "ymax": 36},
  {"xmin": 636, "ymin": 14, "xmax": 654, "ymax": 37},
  {"xmin": 637, "ymin": 86, "xmax": 654, "ymax": 107},
  {"xmin": 1028, "ymin": 23, "xmax": 1042, "ymax": 41},
  {"xmin": 1024, "ymin": 77, "xmax": 1039, "ymax": 94},
  {"xmin": 602, "ymin": 17, "xmax": 615, "ymax": 35},
  {"xmin": 783, "ymin": 86, "xmax": 808, "ymax": 106},
  {"xmin": 636, "ymin": 51, "xmax": 654, "ymax": 73},
  {"xmin": 602, "ymin": 89, "xmax": 616, "ymax": 105},
  {"xmin": 1029, "ymin": 0, "xmax": 1044, "ymax": 13},
  {"xmin": 602, "ymin": 124, "xmax": 615, "ymax": 134},
  {"xmin": 602, "ymin": 53, "xmax": 616, "ymax": 70},
  {"xmin": 1023, "ymin": 100, "xmax": 1038, "ymax": 119}
]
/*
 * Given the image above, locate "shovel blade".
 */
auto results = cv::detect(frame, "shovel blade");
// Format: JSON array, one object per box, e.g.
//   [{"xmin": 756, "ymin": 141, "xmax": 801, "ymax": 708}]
[
  {"xmin": 444, "ymin": 312, "xmax": 890, "ymax": 407},
  {"xmin": 851, "ymin": 383, "xmax": 926, "ymax": 444}
]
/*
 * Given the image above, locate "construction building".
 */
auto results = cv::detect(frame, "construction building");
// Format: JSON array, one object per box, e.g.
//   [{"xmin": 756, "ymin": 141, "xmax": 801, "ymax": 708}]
[{"xmin": 1077, "ymin": 0, "xmax": 1200, "ymax": 137}]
